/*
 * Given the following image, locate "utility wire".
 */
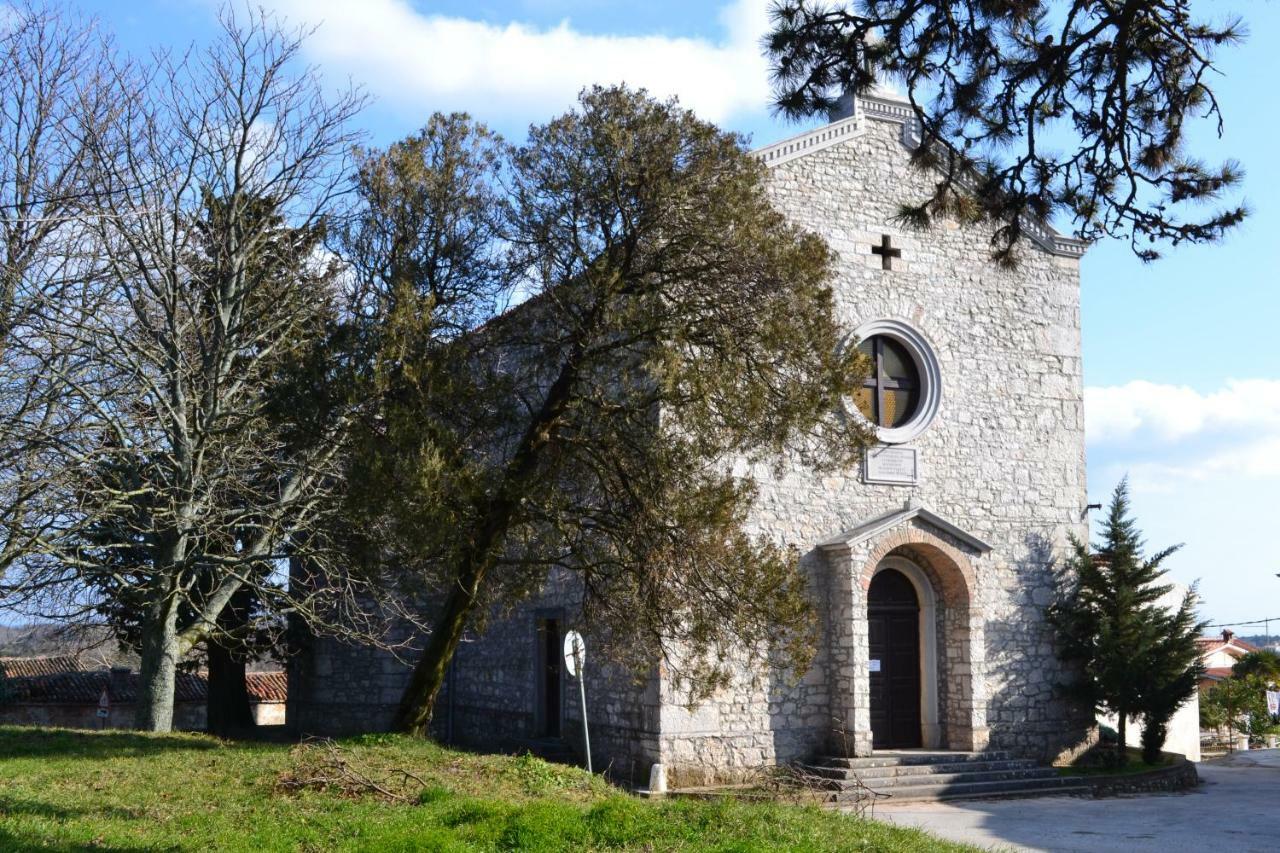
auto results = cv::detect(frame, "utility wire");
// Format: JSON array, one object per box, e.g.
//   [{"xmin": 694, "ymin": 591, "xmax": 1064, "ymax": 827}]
[
  {"xmin": 1, "ymin": 207, "xmax": 166, "ymax": 225},
  {"xmin": 1204, "ymin": 617, "xmax": 1280, "ymax": 629},
  {"xmin": 0, "ymin": 178, "xmax": 163, "ymax": 212}
]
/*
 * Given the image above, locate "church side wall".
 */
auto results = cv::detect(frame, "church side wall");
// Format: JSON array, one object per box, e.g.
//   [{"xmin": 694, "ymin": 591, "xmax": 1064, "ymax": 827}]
[
  {"xmin": 288, "ymin": 578, "xmax": 662, "ymax": 782},
  {"xmin": 656, "ymin": 115, "xmax": 1092, "ymax": 783}
]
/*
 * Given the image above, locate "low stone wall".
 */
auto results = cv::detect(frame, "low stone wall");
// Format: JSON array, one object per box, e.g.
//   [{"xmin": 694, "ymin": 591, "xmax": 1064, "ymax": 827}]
[
  {"xmin": 1083, "ymin": 754, "xmax": 1199, "ymax": 798},
  {"xmin": 0, "ymin": 701, "xmax": 206, "ymax": 731}
]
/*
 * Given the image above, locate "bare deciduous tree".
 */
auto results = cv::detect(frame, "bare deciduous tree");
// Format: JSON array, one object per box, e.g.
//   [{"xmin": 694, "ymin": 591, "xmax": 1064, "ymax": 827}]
[
  {"xmin": 0, "ymin": 2, "xmax": 112, "ymax": 579},
  {"xmin": 2, "ymin": 7, "xmax": 398, "ymax": 732}
]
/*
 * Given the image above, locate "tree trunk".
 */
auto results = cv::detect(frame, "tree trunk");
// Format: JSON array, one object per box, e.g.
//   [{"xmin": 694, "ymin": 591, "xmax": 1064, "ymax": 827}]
[
  {"xmin": 136, "ymin": 598, "xmax": 181, "ymax": 732},
  {"xmin": 1116, "ymin": 705, "xmax": 1128, "ymax": 766},
  {"xmin": 392, "ymin": 337, "xmax": 590, "ymax": 736},
  {"xmin": 206, "ymin": 639, "xmax": 254, "ymax": 736},
  {"xmin": 392, "ymin": 561, "xmax": 484, "ymax": 736}
]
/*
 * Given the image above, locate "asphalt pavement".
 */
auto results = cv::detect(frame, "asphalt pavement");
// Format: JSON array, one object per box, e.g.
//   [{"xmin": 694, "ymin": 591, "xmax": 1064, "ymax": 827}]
[{"xmin": 866, "ymin": 749, "xmax": 1280, "ymax": 852}]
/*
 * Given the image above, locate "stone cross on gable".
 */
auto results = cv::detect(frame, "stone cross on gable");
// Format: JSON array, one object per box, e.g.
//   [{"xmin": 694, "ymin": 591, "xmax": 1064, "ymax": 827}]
[{"xmin": 871, "ymin": 234, "xmax": 902, "ymax": 271}]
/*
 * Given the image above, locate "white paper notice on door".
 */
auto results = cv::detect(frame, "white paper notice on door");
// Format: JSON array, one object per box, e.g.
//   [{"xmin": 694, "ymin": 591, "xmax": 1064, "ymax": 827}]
[{"xmin": 868, "ymin": 659, "xmax": 881, "ymax": 672}]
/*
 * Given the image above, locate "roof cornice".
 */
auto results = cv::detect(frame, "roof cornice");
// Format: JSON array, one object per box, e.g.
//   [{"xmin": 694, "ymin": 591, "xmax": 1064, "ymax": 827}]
[
  {"xmin": 753, "ymin": 94, "xmax": 1089, "ymax": 260},
  {"xmin": 753, "ymin": 113, "xmax": 865, "ymax": 169}
]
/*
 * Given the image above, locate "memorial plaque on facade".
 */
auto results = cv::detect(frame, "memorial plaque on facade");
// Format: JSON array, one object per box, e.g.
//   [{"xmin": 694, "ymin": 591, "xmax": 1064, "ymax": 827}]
[{"xmin": 863, "ymin": 445, "xmax": 918, "ymax": 486}]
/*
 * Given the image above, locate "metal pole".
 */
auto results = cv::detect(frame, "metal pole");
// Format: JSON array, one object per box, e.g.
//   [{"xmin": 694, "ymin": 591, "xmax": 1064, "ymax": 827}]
[{"xmin": 575, "ymin": 645, "xmax": 592, "ymax": 773}]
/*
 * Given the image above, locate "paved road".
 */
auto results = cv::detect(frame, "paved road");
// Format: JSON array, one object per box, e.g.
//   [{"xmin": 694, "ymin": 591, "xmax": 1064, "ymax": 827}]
[{"xmin": 868, "ymin": 750, "xmax": 1279, "ymax": 852}]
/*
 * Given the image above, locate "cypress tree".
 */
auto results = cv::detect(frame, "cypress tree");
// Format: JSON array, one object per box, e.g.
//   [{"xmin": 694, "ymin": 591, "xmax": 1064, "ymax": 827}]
[{"xmin": 1050, "ymin": 479, "xmax": 1204, "ymax": 764}]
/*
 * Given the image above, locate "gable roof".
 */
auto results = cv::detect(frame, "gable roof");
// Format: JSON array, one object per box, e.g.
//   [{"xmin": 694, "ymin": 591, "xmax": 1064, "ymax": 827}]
[
  {"xmin": 0, "ymin": 655, "xmax": 85, "ymax": 679},
  {"xmin": 3, "ymin": 669, "xmax": 207, "ymax": 705},
  {"xmin": 817, "ymin": 502, "xmax": 993, "ymax": 554},
  {"xmin": 246, "ymin": 671, "xmax": 288, "ymax": 703},
  {"xmin": 1197, "ymin": 635, "xmax": 1257, "ymax": 655},
  {"xmin": 753, "ymin": 91, "xmax": 1088, "ymax": 260}
]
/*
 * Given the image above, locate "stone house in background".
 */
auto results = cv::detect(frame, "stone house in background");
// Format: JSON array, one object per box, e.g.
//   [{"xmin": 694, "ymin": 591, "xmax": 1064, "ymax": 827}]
[
  {"xmin": 289, "ymin": 86, "xmax": 1095, "ymax": 785},
  {"xmin": 0, "ymin": 657, "xmax": 207, "ymax": 730},
  {"xmin": 0, "ymin": 656, "xmax": 288, "ymax": 730}
]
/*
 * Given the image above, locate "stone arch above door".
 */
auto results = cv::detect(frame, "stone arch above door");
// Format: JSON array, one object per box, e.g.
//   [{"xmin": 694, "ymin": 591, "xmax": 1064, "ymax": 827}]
[{"xmin": 861, "ymin": 527, "xmax": 977, "ymax": 605}]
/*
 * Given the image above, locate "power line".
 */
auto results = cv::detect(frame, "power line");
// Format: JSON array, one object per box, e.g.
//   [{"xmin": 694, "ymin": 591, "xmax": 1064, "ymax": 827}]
[
  {"xmin": 0, "ymin": 179, "xmax": 162, "ymax": 212},
  {"xmin": 1, "ymin": 207, "xmax": 166, "ymax": 226},
  {"xmin": 1204, "ymin": 617, "xmax": 1280, "ymax": 629}
]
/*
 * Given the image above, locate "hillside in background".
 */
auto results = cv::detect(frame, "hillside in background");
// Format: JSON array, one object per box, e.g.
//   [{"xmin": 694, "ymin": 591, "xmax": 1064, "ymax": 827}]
[
  {"xmin": 0, "ymin": 623, "xmax": 128, "ymax": 668},
  {"xmin": 1238, "ymin": 634, "xmax": 1280, "ymax": 651},
  {"xmin": 0, "ymin": 623, "xmax": 282, "ymax": 673}
]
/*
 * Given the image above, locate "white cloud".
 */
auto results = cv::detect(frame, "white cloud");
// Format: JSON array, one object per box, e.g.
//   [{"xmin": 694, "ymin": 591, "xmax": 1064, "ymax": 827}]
[
  {"xmin": 1115, "ymin": 434, "xmax": 1280, "ymax": 494},
  {"xmin": 261, "ymin": 0, "xmax": 772, "ymax": 125},
  {"xmin": 1087, "ymin": 378, "xmax": 1280, "ymax": 497},
  {"xmin": 1085, "ymin": 379, "xmax": 1280, "ymax": 444}
]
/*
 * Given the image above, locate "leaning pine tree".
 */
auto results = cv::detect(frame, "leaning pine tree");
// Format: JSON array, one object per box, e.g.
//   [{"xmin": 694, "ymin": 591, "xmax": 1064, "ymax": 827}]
[
  {"xmin": 342, "ymin": 87, "xmax": 875, "ymax": 736},
  {"xmin": 1049, "ymin": 479, "xmax": 1204, "ymax": 765}
]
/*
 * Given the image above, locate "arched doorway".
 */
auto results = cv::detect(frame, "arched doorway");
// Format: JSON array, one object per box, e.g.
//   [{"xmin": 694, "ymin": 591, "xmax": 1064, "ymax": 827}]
[
  {"xmin": 868, "ymin": 568, "xmax": 922, "ymax": 748},
  {"xmin": 821, "ymin": 513, "xmax": 990, "ymax": 756}
]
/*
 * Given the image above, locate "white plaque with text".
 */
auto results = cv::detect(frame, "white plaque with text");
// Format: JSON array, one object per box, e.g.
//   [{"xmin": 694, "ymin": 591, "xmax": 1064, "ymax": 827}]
[{"xmin": 863, "ymin": 445, "xmax": 919, "ymax": 486}]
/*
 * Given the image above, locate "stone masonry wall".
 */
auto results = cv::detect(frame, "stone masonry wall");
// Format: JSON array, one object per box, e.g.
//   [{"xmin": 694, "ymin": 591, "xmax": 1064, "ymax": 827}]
[
  {"xmin": 289, "ymin": 572, "xmax": 661, "ymax": 782},
  {"xmin": 655, "ymin": 107, "xmax": 1093, "ymax": 782},
  {"xmin": 0, "ymin": 701, "xmax": 206, "ymax": 731}
]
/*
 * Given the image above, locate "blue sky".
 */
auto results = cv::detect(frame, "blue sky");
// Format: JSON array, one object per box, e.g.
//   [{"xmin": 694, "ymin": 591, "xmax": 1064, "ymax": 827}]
[{"xmin": 74, "ymin": 0, "xmax": 1280, "ymax": 629}]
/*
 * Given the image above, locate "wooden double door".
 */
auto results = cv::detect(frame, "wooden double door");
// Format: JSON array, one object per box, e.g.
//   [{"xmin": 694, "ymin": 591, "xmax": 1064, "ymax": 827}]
[{"xmin": 868, "ymin": 568, "xmax": 923, "ymax": 749}]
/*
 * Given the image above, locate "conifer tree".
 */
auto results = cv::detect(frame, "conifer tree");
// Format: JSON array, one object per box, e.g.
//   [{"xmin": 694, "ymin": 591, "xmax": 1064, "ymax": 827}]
[
  {"xmin": 765, "ymin": 1, "xmax": 1247, "ymax": 263},
  {"xmin": 1134, "ymin": 591, "xmax": 1203, "ymax": 763},
  {"xmin": 1050, "ymin": 479, "xmax": 1204, "ymax": 764},
  {"xmin": 341, "ymin": 88, "xmax": 872, "ymax": 736}
]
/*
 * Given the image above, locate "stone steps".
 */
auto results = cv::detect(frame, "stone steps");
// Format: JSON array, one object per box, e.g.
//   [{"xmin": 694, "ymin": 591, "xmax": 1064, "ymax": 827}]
[
  {"xmin": 820, "ymin": 750, "xmax": 1014, "ymax": 769},
  {"xmin": 811, "ymin": 751, "xmax": 1089, "ymax": 804},
  {"xmin": 803, "ymin": 758, "xmax": 1037, "ymax": 781},
  {"xmin": 842, "ymin": 767, "xmax": 1063, "ymax": 790},
  {"xmin": 833, "ymin": 775, "xmax": 1090, "ymax": 804}
]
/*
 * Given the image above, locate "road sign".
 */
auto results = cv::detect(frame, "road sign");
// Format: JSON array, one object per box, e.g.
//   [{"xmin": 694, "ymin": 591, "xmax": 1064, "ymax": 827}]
[
  {"xmin": 97, "ymin": 688, "xmax": 110, "ymax": 720},
  {"xmin": 563, "ymin": 630, "xmax": 585, "ymax": 677},
  {"xmin": 561, "ymin": 630, "xmax": 591, "ymax": 773}
]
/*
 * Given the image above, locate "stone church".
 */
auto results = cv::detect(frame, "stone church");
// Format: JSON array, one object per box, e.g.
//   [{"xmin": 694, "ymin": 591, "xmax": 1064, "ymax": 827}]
[{"xmin": 289, "ymin": 87, "xmax": 1094, "ymax": 785}]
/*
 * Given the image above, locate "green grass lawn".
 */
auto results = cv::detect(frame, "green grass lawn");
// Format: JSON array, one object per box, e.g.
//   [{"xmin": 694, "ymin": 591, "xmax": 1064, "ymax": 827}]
[{"xmin": 0, "ymin": 726, "xmax": 973, "ymax": 851}]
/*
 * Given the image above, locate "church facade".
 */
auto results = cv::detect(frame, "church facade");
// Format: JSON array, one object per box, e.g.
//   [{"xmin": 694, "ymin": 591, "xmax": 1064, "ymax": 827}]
[{"xmin": 289, "ymin": 89, "xmax": 1095, "ymax": 785}]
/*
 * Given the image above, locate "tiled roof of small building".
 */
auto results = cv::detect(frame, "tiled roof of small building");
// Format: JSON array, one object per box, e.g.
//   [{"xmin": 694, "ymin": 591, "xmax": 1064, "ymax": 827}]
[
  {"xmin": 1197, "ymin": 631, "xmax": 1259, "ymax": 652},
  {"xmin": 0, "ymin": 655, "xmax": 86, "ymax": 679},
  {"xmin": 1, "ymin": 658, "xmax": 287, "ymax": 706},
  {"xmin": 246, "ymin": 671, "xmax": 287, "ymax": 703},
  {"xmin": 2, "ymin": 668, "xmax": 207, "ymax": 704}
]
